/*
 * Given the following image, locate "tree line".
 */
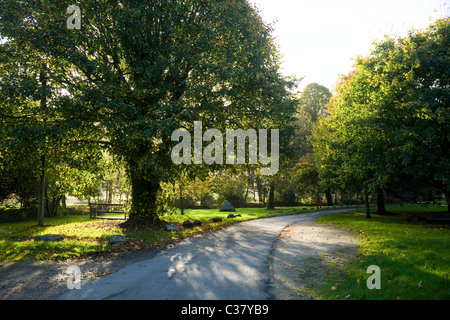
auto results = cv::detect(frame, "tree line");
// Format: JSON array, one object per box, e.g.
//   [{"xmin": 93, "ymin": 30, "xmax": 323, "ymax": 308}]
[{"xmin": 311, "ymin": 17, "xmax": 450, "ymax": 217}]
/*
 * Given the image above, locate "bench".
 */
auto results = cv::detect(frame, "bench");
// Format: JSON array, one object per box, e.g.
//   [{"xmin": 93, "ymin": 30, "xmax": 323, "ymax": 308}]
[
  {"xmin": 89, "ymin": 203, "xmax": 127, "ymax": 220},
  {"xmin": 426, "ymin": 216, "xmax": 450, "ymax": 224}
]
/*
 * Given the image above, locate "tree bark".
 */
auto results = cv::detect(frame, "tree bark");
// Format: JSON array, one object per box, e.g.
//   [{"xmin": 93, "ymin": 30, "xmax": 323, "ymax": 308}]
[
  {"xmin": 256, "ymin": 176, "xmax": 263, "ymax": 203},
  {"xmin": 266, "ymin": 182, "xmax": 275, "ymax": 210},
  {"xmin": 326, "ymin": 189, "xmax": 333, "ymax": 206},
  {"xmin": 376, "ymin": 187, "xmax": 388, "ymax": 215},
  {"xmin": 445, "ymin": 191, "xmax": 450, "ymax": 213},
  {"xmin": 62, "ymin": 195, "xmax": 67, "ymax": 211},
  {"xmin": 38, "ymin": 67, "xmax": 47, "ymax": 227},
  {"xmin": 108, "ymin": 180, "xmax": 113, "ymax": 204},
  {"xmin": 244, "ymin": 187, "xmax": 249, "ymax": 204},
  {"xmin": 45, "ymin": 193, "xmax": 62, "ymax": 218},
  {"xmin": 125, "ymin": 170, "xmax": 161, "ymax": 226},
  {"xmin": 180, "ymin": 186, "xmax": 184, "ymax": 216},
  {"xmin": 365, "ymin": 193, "xmax": 371, "ymax": 219},
  {"xmin": 38, "ymin": 171, "xmax": 45, "ymax": 227}
]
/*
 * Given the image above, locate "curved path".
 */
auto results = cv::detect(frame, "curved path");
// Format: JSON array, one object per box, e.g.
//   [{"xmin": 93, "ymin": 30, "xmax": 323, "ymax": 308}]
[{"xmin": 58, "ymin": 209, "xmax": 356, "ymax": 300}]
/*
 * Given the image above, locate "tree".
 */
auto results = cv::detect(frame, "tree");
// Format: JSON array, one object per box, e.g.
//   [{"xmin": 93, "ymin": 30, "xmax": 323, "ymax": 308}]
[
  {"xmin": 189, "ymin": 176, "xmax": 215, "ymax": 207},
  {"xmin": 213, "ymin": 170, "xmax": 249, "ymax": 208},
  {"xmin": 0, "ymin": 0, "xmax": 297, "ymax": 225},
  {"xmin": 292, "ymin": 154, "xmax": 320, "ymax": 204},
  {"xmin": 354, "ymin": 17, "xmax": 450, "ymax": 212},
  {"xmin": 290, "ymin": 84, "xmax": 332, "ymax": 206},
  {"xmin": 387, "ymin": 18, "xmax": 450, "ymax": 210},
  {"xmin": 0, "ymin": 36, "xmax": 106, "ymax": 225},
  {"xmin": 312, "ymin": 63, "xmax": 401, "ymax": 218},
  {"xmin": 299, "ymin": 83, "xmax": 332, "ymax": 123},
  {"xmin": 312, "ymin": 17, "xmax": 450, "ymax": 216}
]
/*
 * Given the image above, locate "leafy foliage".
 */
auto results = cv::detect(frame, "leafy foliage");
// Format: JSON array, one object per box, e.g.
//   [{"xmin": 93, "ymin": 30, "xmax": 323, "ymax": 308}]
[
  {"xmin": 312, "ymin": 18, "xmax": 450, "ymax": 215},
  {"xmin": 0, "ymin": 0, "xmax": 297, "ymax": 224}
]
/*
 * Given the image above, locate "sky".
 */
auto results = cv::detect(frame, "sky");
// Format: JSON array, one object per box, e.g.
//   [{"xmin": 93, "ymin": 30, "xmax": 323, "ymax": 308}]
[{"xmin": 249, "ymin": 0, "xmax": 449, "ymax": 92}]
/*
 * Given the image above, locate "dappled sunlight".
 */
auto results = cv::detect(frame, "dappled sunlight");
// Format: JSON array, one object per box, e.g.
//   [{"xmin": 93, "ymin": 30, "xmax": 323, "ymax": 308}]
[
  {"xmin": 59, "ymin": 214, "xmax": 317, "ymax": 300},
  {"xmin": 42, "ymin": 220, "xmax": 124, "ymax": 239}
]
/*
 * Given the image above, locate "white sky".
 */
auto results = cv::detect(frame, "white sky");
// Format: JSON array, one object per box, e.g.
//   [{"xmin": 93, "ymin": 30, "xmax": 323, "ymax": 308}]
[{"xmin": 249, "ymin": 0, "xmax": 449, "ymax": 92}]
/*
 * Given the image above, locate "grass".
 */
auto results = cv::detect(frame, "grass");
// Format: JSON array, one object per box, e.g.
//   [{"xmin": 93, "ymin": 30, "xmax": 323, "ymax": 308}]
[
  {"xmin": 312, "ymin": 204, "xmax": 450, "ymax": 300},
  {"xmin": 2, "ymin": 203, "xmax": 448, "ymax": 300},
  {"xmin": 0, "ymin": 205, "xmax": 317, "ymax": 261}
]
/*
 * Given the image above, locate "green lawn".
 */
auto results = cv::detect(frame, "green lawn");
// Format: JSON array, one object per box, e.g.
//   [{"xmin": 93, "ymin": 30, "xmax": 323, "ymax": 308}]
[
  {"xmin": 0, "ymin": 205, "xmax": 316, "ymax": 261},
  {"xmin": 312, "ymin": 205, "xmax": 449, "ymax": 300}
]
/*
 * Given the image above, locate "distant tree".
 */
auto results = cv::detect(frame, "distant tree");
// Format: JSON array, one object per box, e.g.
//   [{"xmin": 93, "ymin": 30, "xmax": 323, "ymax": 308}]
[
  {"xmin": 299, "ymin": 83, "xmax": 332, "ymax": 123},
  {"xmin": 213, "ymin": 170, "xmax": 249, "ymax": 208},
  {"xmin": 292, "ymin": 154, "xmax": 320, "ymax": 204},
  {"xmin": 290, "ymin": 84, "xmax": 332, "ymax": 206}
]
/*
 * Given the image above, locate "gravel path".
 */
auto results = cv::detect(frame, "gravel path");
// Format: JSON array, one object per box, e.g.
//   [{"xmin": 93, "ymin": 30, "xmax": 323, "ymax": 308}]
[
  {"xmin": 0, "ymin": 209, "xmax": 357, "ymax": 300},
  {"xmin": 270, "ymin": 220, "xmax": 358, "ymax": 300}
]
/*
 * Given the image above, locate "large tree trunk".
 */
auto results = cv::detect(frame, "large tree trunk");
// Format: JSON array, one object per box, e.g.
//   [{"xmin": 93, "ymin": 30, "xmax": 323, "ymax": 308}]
[
  {"xmin": 125, "ymin": 169, "xmax": 161, "ymax": 226},
  {"xmin": 376, "ymin": 187, "xmax": 388, "ymax": 215},
  {"xmin": 266, "ymin": 182, "xmax": 275, "ymax": 210}
]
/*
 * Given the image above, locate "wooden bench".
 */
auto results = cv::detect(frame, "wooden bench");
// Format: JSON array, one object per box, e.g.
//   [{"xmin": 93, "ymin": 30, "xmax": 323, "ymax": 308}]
[
  {"xmin": 89, "ymin": 203, "xmax": 127, "ymax": 220},
  {"xmin": 426, "ymin": 216, "xmax": 450, "ymax": 224}
]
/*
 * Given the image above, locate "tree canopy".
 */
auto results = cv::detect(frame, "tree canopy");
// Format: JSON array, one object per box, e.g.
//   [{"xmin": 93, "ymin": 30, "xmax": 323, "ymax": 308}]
[
  {"xmin": 312, "ymin": 17, "xmax": 450, "ymax": 215},
  {"xmin": 0, "ymin": 0, "xmax": 297, "ymax": 225}
]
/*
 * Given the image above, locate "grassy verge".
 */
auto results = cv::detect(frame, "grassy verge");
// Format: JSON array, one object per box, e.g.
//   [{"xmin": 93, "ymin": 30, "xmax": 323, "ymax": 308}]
[
  {"xmin": 312, "ymin": 205, "xmax": 449, "ymax": 300},
  {"xmin": 0, "ymin": 205, "xmax": 322, "ymax": 261}
]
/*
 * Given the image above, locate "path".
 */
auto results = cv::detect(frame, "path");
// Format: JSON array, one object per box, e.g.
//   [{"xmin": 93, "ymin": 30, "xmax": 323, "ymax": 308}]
[
  {"xmin": 58, "ymin": 209, "xmax": 356, "ymax": 300},
  {"xmin": 271, "ymin": 218, "xmax": 358, "ymax": 299}
]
